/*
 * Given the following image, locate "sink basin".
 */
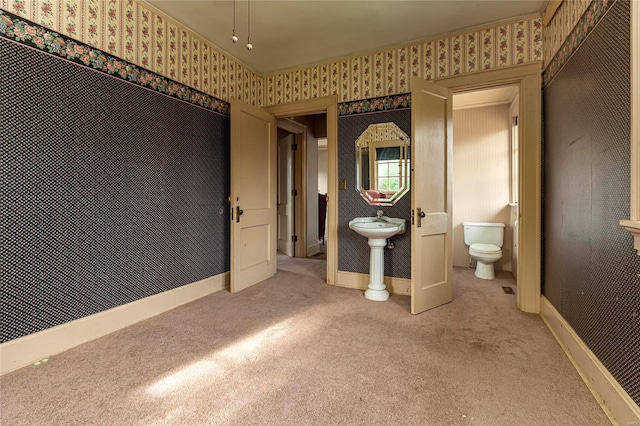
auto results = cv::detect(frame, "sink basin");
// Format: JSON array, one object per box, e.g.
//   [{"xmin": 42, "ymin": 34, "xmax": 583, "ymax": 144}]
[
  {"xmin": 348, "ymin": 216, "xmax": 406, "ymax": 302},
  {"xmin": 349, "ymin": 217, "xmax": 406, "ymax": 240}
]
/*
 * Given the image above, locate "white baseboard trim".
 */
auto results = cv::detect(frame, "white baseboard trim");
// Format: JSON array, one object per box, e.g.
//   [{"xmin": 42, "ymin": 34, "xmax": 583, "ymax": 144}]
[
  {"xmin": 336, "ymin": 270, "xmax": 411, "ymax": 296},
  {"xmin": 307, "ymin": 242, "xmax": 320, "ymax": 256},
  {"xmin": 0, "ymin": 272, "xmax": 229, "ymax": 376},
  {"xmin": 540, "ymin": 296, "xmax": 640, "ymax": 425}
]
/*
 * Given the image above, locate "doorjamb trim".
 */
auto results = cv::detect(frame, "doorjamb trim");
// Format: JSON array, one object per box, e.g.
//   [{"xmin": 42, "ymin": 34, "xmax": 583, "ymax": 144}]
[
  {"xmin": 265, "ymin": 96, "xmax": 339, "ymax": 285},
  {"xmin": 436, "ymin": 62, "xmax": 542, "ymax": 313}
]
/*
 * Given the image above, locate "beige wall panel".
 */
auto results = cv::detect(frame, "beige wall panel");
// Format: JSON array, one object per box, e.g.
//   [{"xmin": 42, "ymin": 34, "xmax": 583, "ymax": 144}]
[
  {"xmin": 105, "ymin": 0, "xmax": 120, "ymax": 56},
  {"xmin": 424, "ymin": 41, "xmax": 434, "ymax": 80},
  {"xmin": 62, "ymin": 0, "xmax": 81, "ymax": 39},
  {"xmin": 437, "ymin": 38, "xmax": 449, "ymax": 78},
  {"xmin": 301, "ymin": 68, "xmax": 310, "ymax": 100},
  {"xmin": 284, "ymin": 71, "xmax": 292, "ymax": 103},
  {"xmin": 202, "ymin": 43, "xmax": 210, "ymax": 94},
  {"xmin": 139, "ymin": 6, "xmax": 151, "ymax": 71},
  {"xmin": 398, "ymin": 46, "xmax": 409, "ymax": 92},
  {"xmin": 124, "ymin": 1, "xmax": 137, "ymax": 64},
  {"xmin": 265, "ymin": 75, "xmax": 274, "ymax": 105},
  {"xmin": 83, "ymin": 0, "xmax": 100, "ymax": 49},
  {"xmin": 228, "ymin": 60, "xmax": 236, "ymax": 100},
  {"xmin": 410, "ymin": 44, "xmax": 422, "ymax": 78},
  {"xmin": 293, "ymin": 69, "xmax": 301, "ymax": 102},
  {"xmin": 236, "ymin": 64, "xmax": 244, "ymax": 102},
  {"xmin": 253, "ymin": 73, "xmax": 260, "ymax": 106},
  {"xmin": 465, "ymin": 31, "xmax": 479, "ymax": 74},
  {"xmin": 311, "ymin": 66, "xmax": 320, "ymax": 99},
  {"xmin": 220, "ymin": 53, "xmax": 227, "ymax": 99},
  {"xmin": 210, "ymin": 49, "xmax": 219, "ymax": 97},
  {"xmin": 191, "ymin": 37, "xmax": 200, "ymax": 90},
  {"xmin": 452, "ymin": 104, "xmax": 512, "ymax": 272},
  {"xmin": 330, "ymin": 62, "xmax": 339, "ymax": 96},
  {"xmin": 321, "ymin": 64, "xmax": 330, "ymax": 97},
  {"xmin": 244, "ymin": 68, "xmax": 251, "ymax": 103},
  {"xmin": 450, "ymin": 34, "xmax": 463, "ymax": 76},
  {"xmin": 153, "ymin": 13, "xmax": 165, "ymax": 76},
  {"xmin": 385, "ymin": 49, "xmax": 397, "ymax": 94},
  {"xmin": 35, "ymin": 0, "xmax": 58, "ymax": 30},
  {"xmin": 374, "ymin": 52, "xmax": 384, "ymax": 97}
]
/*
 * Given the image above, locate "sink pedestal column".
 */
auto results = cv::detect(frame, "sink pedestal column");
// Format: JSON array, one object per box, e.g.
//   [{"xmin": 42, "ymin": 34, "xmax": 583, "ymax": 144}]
[{"xmin": 364, "ymin": 238, "xmax": 389, "ymax": 301}]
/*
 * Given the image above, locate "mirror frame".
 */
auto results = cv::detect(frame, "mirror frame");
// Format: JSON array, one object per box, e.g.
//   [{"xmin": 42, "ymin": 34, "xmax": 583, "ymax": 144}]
[{"xmin": 355, "ymin": 122, "xmax": 410, "ymax": 206}]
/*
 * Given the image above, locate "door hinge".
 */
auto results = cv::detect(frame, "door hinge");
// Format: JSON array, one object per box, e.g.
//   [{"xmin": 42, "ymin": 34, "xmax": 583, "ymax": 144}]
[
  {"xmin": 292, "ymin": 235, "xmax": 298, "ymax": 242},
  {"xmin": 291, "ymin": 189, "xmax": 298, "ymax": 197},
  {"xmin": 291, "ymin": 143, "xmax": 298, "ymax": 151}
]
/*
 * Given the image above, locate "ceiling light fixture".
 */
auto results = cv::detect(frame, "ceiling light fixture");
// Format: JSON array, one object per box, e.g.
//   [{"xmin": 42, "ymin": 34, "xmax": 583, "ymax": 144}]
[
  {"xmin": 231, "ymin": 0, "xmax": 238, "ymax": 43},
  {"xmin": 246, "ymin": 0, "xmax": 253, "ymax": 50}
]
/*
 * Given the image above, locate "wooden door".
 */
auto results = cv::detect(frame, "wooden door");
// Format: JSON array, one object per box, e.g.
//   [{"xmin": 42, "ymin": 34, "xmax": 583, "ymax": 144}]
[
  {"xmin": 230, "ymin": 100, "xmax": 277, "ymax": 293},
  {"xmin": 411, "ymin": 77, "xmax": 453, "ymax": 314}
]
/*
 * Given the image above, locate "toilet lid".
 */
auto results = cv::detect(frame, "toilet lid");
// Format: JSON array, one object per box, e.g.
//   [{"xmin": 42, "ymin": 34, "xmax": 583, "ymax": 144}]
[{"xmin": 470, "ymin": 243, "xmax": 501, "ymax": 254}]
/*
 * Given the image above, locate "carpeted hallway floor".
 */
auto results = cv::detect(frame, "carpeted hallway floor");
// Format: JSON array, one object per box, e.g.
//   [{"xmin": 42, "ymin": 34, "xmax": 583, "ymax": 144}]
[{"xmin": 0, "ymin": 257, "xmax": 609, "ymax": 425}]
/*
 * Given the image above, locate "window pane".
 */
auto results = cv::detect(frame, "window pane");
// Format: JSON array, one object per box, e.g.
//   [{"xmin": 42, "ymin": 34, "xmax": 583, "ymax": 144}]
[
  {"xmin": 377, "ymin": 162, "xmax": 388, "ymax": 176},
  {"xmin": 389, "ymin": 163, "xmax": 400, "ymax": 176}
]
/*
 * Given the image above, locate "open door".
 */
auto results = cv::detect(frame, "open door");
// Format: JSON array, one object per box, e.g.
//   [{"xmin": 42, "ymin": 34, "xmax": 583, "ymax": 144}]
[
  {"xmin": 277, "ymin": 134, "xmax": 294, "ymax": 256},
  {"xmin": 411, "ymin": 76, "xmax": 453, "ymax": 315},
  {"xmin": 230, "ymin": 100, "xmax": 277, "ymax": 293}
]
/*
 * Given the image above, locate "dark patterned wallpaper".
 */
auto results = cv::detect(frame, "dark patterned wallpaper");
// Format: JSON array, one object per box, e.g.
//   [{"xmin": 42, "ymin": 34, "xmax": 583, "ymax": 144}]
[
  {"xmin": 0, "ymin": 38, "xmax": 230, "ymax": 343},
  {"xmin": 338, "ymin": 109, "xmax": 412, "ymax": 278},
  {"xmin": 543, "ymin": 0, "xmax": 639, "ymax": 405}
]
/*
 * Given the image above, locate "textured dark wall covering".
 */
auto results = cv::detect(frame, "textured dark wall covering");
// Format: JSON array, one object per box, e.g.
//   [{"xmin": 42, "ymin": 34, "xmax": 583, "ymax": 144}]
[
  {"xmin": 0, "ymin": 38, "xmax": 230, "ymax": 343},
  {"xmin": 338, "ymin": 109, "xmax": 411, "ymax": 278},
  {"xmin": 543, "ymin": 0, "xmax": 639, "ymax": 404}
]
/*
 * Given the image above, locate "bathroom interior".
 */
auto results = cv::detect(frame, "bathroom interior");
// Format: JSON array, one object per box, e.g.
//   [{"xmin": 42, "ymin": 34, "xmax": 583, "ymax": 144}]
[
  {"xmin": 452, "ymin": 85, "xmax": 520, "ymax": 284},
  {"xmin": 275, "ymin": 83, "xmax": 520, "ymax": 297}
]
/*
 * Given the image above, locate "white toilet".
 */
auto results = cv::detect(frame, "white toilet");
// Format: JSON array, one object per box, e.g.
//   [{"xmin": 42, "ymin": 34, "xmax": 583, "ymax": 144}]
[{"xmin": 463, "ymin": 222, "xmax": 505, "ymax": 280}]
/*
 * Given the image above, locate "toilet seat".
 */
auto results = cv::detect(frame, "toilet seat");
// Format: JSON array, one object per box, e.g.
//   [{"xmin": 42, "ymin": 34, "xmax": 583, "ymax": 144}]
[{"xmin": 469, "ymin": 243, "xmax": 501, "ymax": 255}]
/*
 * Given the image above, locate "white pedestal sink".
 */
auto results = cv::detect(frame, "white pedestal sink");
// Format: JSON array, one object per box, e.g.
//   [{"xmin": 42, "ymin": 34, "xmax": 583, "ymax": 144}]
[{"xmin": 348, "ymin": 216, "xmax": 406, "ymax": 301}]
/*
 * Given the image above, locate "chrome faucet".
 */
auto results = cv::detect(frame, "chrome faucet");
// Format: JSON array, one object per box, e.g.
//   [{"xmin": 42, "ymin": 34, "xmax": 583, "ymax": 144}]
[{"xmin": 376, "ymin": 209, "xmax": 387, "ymax": 222}]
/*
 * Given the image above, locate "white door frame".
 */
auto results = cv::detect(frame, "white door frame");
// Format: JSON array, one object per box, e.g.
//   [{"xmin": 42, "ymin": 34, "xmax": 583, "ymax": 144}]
[
  {"xmin": 436, "ymin": 62, "xmax": 542, "ymax": 314},
  {"xmin": 265, "ymin": 96, "xmax": 339, "ymax": 285}
]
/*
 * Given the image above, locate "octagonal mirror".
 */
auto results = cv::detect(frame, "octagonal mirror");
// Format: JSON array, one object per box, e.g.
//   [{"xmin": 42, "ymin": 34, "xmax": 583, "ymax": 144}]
[{"xmin": 355, "ymin": 122, "xmax": 410, "ymax": 206}]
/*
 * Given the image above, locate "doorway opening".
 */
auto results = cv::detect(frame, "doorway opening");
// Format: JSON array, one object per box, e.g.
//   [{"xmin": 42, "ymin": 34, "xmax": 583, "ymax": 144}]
[
  {"xmin": 451, "ymin": 84, "xmax": 520, "ymax": 293},
  {"xmin": 264, "ymin": 95, "xmax": 338, "ymax": 285},
  {"xmin": 275, "ymin": 113, "xmax": 328, "ymax": 277}
]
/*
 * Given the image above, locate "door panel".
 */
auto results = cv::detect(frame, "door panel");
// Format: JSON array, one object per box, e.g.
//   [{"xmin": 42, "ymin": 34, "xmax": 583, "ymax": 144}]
[
  {"xmin": 411, "ymin": 76, "xmax": 453, "ymax": 315},
  {"xmin": 231, "ymin": 100, "xmax": 277, "ymax": 293},
  {"xmin": 277, "ymin": 135, "xmax": 294, "ymax": 256}
]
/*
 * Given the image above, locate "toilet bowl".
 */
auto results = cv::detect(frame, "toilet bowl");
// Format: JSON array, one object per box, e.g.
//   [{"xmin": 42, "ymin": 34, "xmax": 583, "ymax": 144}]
[{"xmin": 463, "ymin": 222, "xmax": 505, "ymax": 280}]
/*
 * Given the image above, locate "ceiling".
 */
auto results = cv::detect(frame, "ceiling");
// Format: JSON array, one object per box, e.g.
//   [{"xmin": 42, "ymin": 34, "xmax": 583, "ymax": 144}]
[
  {"xmin": 146, "ymin": 0, "xmax": 545, "ymax": 74},
  {"xmin": 453, "ymin": 85, "xmax": 518, "ymax": 110}
]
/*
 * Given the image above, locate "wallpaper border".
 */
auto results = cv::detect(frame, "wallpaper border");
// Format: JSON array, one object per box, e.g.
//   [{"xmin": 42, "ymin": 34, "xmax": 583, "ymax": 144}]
[
  {"xmin": 338, "ymin": 93, "xmax": 410, "ymax": 116},
  {"xmin": 0, "ymin": 8, "xmax": 230, "ymax": 115},
  {"xmin": 543, "ymin": 0, "xmax": 616, "ymax": 87}
]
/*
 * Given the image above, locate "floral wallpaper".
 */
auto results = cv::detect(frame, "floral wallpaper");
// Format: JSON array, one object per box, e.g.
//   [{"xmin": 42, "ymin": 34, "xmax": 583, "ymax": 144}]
[
  {"xmin": 542, "ymin": 0, "xmax": 616, "ymax": 87},
  {"xmin": 338, "ymin": 94, "xmax": 411, "ymax": 117},
  {"xmin": 0, "ymin": 0, "xmax": 261, "ymax": 106},
  {"xmin": 542, "ymin": 0, "xmax": 591, "ymax": 70},
  {"xmin": 0, "ymin": 9, "xmax": 230, "ymax": 115},
  {"xmin": 1, "ymin": 0, "xmax": 543, "ymax": 107},
  {"xmin": 263, "ymin": 17, "xmax": 543, "ymax": 106}
]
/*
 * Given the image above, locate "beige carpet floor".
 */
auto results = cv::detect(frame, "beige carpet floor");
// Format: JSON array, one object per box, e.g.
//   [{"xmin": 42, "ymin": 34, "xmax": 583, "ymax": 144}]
[{"xmin": 1, "ymin": 257, "xmax": 609, "ymax": 425}]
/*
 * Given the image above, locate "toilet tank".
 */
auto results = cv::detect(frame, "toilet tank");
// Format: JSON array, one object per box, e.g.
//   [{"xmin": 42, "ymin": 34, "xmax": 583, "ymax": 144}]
[{"xmin": 463, "ymin": 222, "xmax": 505, "ymax": 247}]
